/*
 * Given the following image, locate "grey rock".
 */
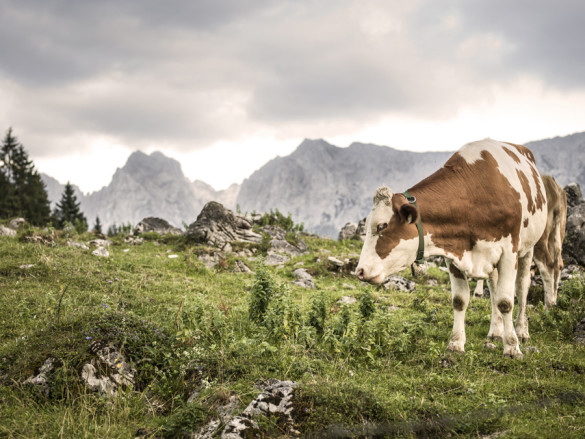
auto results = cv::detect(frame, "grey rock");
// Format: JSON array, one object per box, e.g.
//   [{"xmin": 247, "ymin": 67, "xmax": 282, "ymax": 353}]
[
  {"xmin": 82, "ymin": 364, "xmax": 118, "ymax": 396},
  {"xmin": 7, "ymin": 217, "xmax": 25, "ymax": 229},
  {"xmin": 565, "ymin": 182, "xmax": 583, "ymax": 208},
  {"xmin": 327, "ymin": 256, "xmax": 344, "ymax": 267},
  {"xmin": 338, "ymin": 296, "xmax": 357, "ymax": 305},
  {"xmin": 292, "ymin": 268, "xmax": 315, "ymax": 288},
  {"xmin": 484, "ymin": 342, "xmax": 497, "ymax": 351},
  {"xmin": 233, "ymin": 260, "xmax": 253, "ymax": 274},
  {"xmin": 68, "ymin": 240, "xmax": 90, "ymax": 250},
  {"xmin": 355, "ymin": 217, "xmax": 367, "ymax": 240},
  {"xmin": 92, "ymin": 247, "xmax": 109, "ymax": 258},
  {"xmin": 264, "ymin": 253, "xmax": 289, "ymax": 266},
  {"xmin": 382, "ymin": 275, "xmax": 416, "ymax": 292},
  {"xmin": 221, "ymin": 416, "xmax": 260, "ymax": 439},
  {"xmin": 82, "ymin": 343, "xmax": 136, "ymax": 397},
  {"xmin": 135, "ymin": 217, "xmax": 183, "ymax": 235},
  {"xmin": 19, "ymin": 264, "xmax": 34, "ymax": 269},
  {"xmin": 199, "ymin": 254, "xmax": 219, "ymax": 269},
  {"xmin": 186, "ymin": 202, "xmax": 262, "ymax": 249},
  {"xmin": 24, "ymin": 358, "xmax": 55, "ymax": 396},
  {"xmin": 338, "ymin": 222, "xmax": 357, "ymax": 241},
  {"xmin": 574, "ymin": 318, "xmax": 585, "ymax": 345},
  {"xmin": 88, "ymin": 239, "xmax": 112, "ymax": 247},
  {"xmin": 562, "ymin": 184, "xmax": 585, "ymax": 266},
  {"xmin": 0, "ymin": 225, "xmax": 16, "ymax": 237}
]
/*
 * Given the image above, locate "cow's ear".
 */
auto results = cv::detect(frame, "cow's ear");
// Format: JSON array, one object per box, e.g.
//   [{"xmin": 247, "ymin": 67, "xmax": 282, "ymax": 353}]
[{"xmin": 399, "ymin": 203, "xmax": 418, "ymax": 224}]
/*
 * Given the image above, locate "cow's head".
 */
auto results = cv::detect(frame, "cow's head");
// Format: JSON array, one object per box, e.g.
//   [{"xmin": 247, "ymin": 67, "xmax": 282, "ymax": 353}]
[{"xmin": 356, "ymin": 186, "xmax": 419, "ymax": 283}]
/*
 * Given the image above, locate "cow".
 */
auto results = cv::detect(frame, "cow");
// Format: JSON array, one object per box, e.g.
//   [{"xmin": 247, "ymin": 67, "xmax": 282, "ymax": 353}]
[
  {"xmin": 356, "ymin": 139, "xmax": 548, "ymax": 359},
  {"xmin": 473, "ymin": 175, "xmax": 567, "ymax": 338}
]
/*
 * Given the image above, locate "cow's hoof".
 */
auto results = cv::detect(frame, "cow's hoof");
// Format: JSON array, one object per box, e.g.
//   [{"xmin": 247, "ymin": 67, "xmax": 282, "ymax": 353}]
[
  {"xmin": 503, "ymin": 346, "xmax": 523, "ymax": 360},
  {"xmin": 487, "ymin": 333, "xmax": 503, "ymax": 341},
  {"xmin": 517, "ymin": 332, "xmax": 530, "ymax": 343},
  {"xmin": 446, "ymin": 342, "xmax": 465, "ymax": 353}
]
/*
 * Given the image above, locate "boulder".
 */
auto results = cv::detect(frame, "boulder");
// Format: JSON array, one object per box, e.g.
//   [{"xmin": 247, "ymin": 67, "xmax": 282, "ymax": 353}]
[
  {"xmin": 135, "ymin": 217, "xmax": 183, "ymax": 235},
  {"xmin": 81, "ymin": 343, "xmax": 136, "ymax": 397},
  {"xmin": 23, "ymin": 358, "xmax": 55, "ymax": 397},
  {"xmin": 563, "ymin": 183, "xmax": 585, "ymax": 267},
  {"xmin": 186, "ymin": 202, "xmax": 262, "ymax": 250},
  {"xmin": 7, "ymin": 217, "xmax": 25, "ymax": 230},
  {"xmin": 383, "ymin": 275, "xmax": 416, "ymax": 292},
  {"xmin": 355, "ymin": 217, "xmax": 367, "ymax": 240},
  {"xmin": 0, "ymin": 225, "xmax": 16, "ymax": 237},
  {"xmin": 92, "ymin": 247, "xmax": 110, "ymax": 258},
  {"xmin": 292, "ymin": 268, "xmax": 315, "ymax": 288},
  {"xmin": 338, "ymin": 222, "xmax": 357, "ymax": 241}
]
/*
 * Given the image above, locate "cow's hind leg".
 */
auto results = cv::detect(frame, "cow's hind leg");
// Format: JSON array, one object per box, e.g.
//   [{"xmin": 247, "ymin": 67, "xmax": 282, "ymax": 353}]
[
  {"xmin": 515, "ymin": 248, "xmax": 533, "ymax": 342},
  {"xmin": 474, "ymin": 279, "xmax": 485, "ymax": 298},
  {"xmin": 486, "ymin": 269, "xmax": 503, "ymax": 340},
  {"xmin": 494, "ymin": 254, "xmax": 523, "ymax": 359},
  {"xmin": 446, "ymin": 262, "xmax": 470, "ymax": 353}
]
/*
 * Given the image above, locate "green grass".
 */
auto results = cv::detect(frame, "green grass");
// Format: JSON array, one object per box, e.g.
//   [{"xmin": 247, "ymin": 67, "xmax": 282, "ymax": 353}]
[{"xmin": 1, "ymin": 230, "xmax": 585, "ymax": 438}]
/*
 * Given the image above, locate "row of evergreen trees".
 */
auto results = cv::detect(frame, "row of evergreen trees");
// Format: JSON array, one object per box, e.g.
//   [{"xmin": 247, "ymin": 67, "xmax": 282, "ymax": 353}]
[{"xmin": 0, "ymin": 128, "xmax": 90, "ymax": 231}]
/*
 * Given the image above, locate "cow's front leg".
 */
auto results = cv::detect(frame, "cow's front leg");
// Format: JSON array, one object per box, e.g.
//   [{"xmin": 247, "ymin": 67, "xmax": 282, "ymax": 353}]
[
  {"xmin": 515, "ymin": 248, "xmax": 533, "ymax": 341},
  {"xmin": 446, "ymin": 262, "xmax": 470, "ymax": 353},
  {"xmin": 495, "ymin": 255, "xmax": 523, "ymax": 359}
]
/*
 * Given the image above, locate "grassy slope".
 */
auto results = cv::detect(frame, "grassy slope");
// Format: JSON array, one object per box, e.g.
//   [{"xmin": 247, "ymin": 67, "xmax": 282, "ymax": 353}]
[{"xmin": 0, "ymin": 230, "xmax": 584, "ymax": 438}]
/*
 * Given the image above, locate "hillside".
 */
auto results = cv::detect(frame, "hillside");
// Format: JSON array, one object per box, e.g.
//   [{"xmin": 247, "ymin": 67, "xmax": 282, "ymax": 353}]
[{"xmin": 1, "ymin": 226, "xmax": 584, "ymax": 437}]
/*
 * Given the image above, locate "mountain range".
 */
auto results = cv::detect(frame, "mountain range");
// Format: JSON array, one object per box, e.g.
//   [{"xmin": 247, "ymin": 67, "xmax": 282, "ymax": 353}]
[{"xmin": 41, "ymin": 132, "xmax": 585, "ymax": 237}]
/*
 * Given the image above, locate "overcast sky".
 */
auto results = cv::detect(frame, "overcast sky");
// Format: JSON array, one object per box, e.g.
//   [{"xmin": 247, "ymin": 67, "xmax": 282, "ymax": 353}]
[{"xmin": 1, "ymin": 0, "xmax": 584, "ymax": 193}]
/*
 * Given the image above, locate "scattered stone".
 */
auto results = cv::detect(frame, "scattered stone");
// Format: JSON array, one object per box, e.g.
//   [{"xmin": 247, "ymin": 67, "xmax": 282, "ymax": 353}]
[
  {"xmin": 426, "ymin": 279, "xmax": 438, "ymax": 287},
  {"xmin": 327, "ymin": 256, "xmax": 344, "ymax": 268},
  {"xmin": 341, "ymin": 283, "xmax": 356, "ymax": 289},
  {"xmin": 124, "ymin": 236, "xmax": 144, "ymax": 245},
  {"xmin": 168, "ymin": 254, "xmax": 179, "ymax": 259},
  {"xmin": 0, "ymin": 225, "xmax": 16, "ymax": 237},
  {"xmin": 68, "ymin": 240, "xmax": 90, "ymax": 250},
  {"xmin": 88, "ymin": 239, "xmax": 112, "ymax": 247},
  {"xmin": 292, "ymin": 268, "xmax": 315, "ymax": 288},
  {"xmin": 484, "ymin": 342, "xmax": 497, "ymax": 351},
  {"xmin": 338, "ymin": 296, "xmax": 357, "ymax": 305},
  {"xmin": 221, "ymin": 417, "xmax": 260, "ymax": 439},
  {"xmin": 7, "ymin": 217, "xmax": 25, "ymax": 230},
  {"xmin": 562, "ymin": 183, "xmax": 585, "ymax": 267},
  {"xmin": 233, "ymin": 260, "xmax": 253, "ymax": 274},
  {"xmin": 574, "ymin": 318, "xmax": 585, "ymax": 346},
  {"xmin": 92, "ymin": 247, "xmax": 110, "ymax": 258},
  {"xmin": 186, "ymin": 202, "xmax": 262, "ymax": 250},
  {"xmin": 560, "ymin": 265, "xmax": 584, "ymax": 282},
  {"xmin": 264, "ymin": 253, "xmax": 289, "ymax": 267},
  {"xmin": 135, "ymin": 217, "xmax": 183, "ymax": 235},
  {"xmin": 382, "ymin": 275, "xmax": 416, "ymax": 292},
  {"xmin": 338, "ymin": 222, "xmax": 357, "ymax": 241},
  {"xmin": 19, "ymin": 264, "xmax": 34, "ymax": 269},
  {"xmin": 23, "ymin": 358, "xmax": 55, "ymax": 396},
  {"xmin": 355, "ymin": 218, "xmax": 367, "ymax": 241},
  {"xmin": 199, "ymin": 254, "xmax": 219, "ymax": 269},
  {"xmin": 82, "ymin": 343, "xmax": 136, "ymax": 397}
]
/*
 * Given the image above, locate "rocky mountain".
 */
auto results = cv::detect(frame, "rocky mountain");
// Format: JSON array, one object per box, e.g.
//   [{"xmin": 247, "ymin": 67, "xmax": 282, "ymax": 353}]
[
  {"xmin": 41, "ymin": 151, "xmax": 239, "ymax": 230},
  {"xmin": 41, "ymin": 131, "xmax": 584, "ymax": 237},
  {"xmin": 236, "ymin": 139, "xmax": 452, "ymax": 237},
  {"xmin": 236, "ymin": 133, "xmax": 585, "ymax": 237}
]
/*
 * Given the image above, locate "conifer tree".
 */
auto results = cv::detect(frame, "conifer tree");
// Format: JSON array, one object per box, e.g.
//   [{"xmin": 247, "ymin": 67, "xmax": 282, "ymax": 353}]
[
  {"xmin": 93, "ymin": 216, "xmax": 102, "ymax": 234},
  {"xmin": 53, "ymin": 182, "xmax": 87, "ymax": 232},
  {"xmin": 0, "ymin": 128, "xmax": 51, "ymax": 225}
]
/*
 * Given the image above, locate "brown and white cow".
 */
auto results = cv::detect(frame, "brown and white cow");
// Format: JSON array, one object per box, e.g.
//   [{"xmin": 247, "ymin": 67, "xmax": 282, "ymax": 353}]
[
  {"xmin": 474, "ymin": 175, "xmax": 567, "ymax": 339},
  {"xmin": 356, "ymin": 139, "xmax": 548, "ymax": 359}
]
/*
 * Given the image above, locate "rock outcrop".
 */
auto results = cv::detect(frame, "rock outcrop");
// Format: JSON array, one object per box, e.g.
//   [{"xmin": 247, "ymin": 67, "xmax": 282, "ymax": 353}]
[
  {"xmin": 135, "ymin": 217, "xmax": 183, "ymax": 235},
  {"xmin": 186, "ymin": 202, "xmax": 262, "ymax": 249},
  {"xmin": 562, "ymin": 183, "xmax": 585, "ymax": 267}
]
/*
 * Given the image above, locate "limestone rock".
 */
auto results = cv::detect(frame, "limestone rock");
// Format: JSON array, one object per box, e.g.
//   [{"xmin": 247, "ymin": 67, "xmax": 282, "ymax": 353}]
[
  {"xmin": 186, "ymin": 202, "xmax": 262, "ymax": 250},
  {"xmin": 563, "ymin": 183, "xmax": 585, "ymax": 267},
  {"xmin": 7, "ymin": 217, "xmax": 25, "ymax": 230},
  {"xmin": 135, "ymin": 217, "xmax": 183, "ymax": 235},
  {"xmin": 233, "ymin": 260, "xmax": 253, "ymax": 274},
  {"xmin": 92, "ymin": 247, "xmax": 110, "ymax": 258},
  {"xmin": 292, "ymin": 268, "xmax": 315, "ymax": 288},
  {"xmin": 81, "ymin": 343, "xmax": 136, "ymax": 397},
  {"xmin": 565, "ymin": 182, "xmax": 583, "ymax": 208},
  {"xmin": 68, "ymin": 240, "xmax": 90, "ymax": 250},
  {"xmin": 338, "ymin": 296, "xmax": 357, "ymax": 305},
  {"xmin": 0, "ymin": 225, "xmax": 16, "ymax": 237},
  {"xmin": 88, "ymin": 239, "xmax": 112, "ymax": 247},
  {"xmin": 264, "ymin": 253, "xmax": 289, "ymax": 267},
  {"xmin": 338, "ymin": 222, "xmax": 357, "ymax": 241},
  {"xmin": 23, "ymin": 358, "xmax": 55, "ymax": 396},
  {"xmin": 383, "ymin": 275, "xmax": 416, "ymax": 292}
]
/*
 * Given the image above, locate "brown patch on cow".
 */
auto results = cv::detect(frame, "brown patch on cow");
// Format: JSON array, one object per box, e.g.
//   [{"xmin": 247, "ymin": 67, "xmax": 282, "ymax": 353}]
[
  {"xmin": 523, "ymin": 218, "xmax": 529, "ymax": 228},
  {"xmin": 497, "ymin": 299, "xmax": 513, "ymax": 314},
  {"xmin": 406, "ymin": 148, "xmax": 523, "ymax": 260},
  {"xmin": 452, "ymin": 296, "xmax": 465, "ymax": 311},
  {"xmin": 375, "ymin": 194, "xmax": 418, "ymax": 259},
  {"xmin": 533, "ymin": 175, "xmax": 567, "ymax": 271},
  {"xmin": 449, "ymin": 263, "xmax": 466, "ymax": 280},
  {"xmin": 529, "ymin": 163, "xmax": 546, "ymax": 211},
  {"xmin": 516, "ymin": 169, "xmax": 535, "ymax": 213},
  {"xmin": 503, "ymin": 146, "xmax": 521, "ymax": 164},
  {"xmin": 506, "ymin": 142, "xmax": 535, "ymax": 162}
]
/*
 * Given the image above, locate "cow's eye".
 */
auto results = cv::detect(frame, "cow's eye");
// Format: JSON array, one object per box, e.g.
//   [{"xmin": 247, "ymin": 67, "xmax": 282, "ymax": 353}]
[{"xmin": 376, "ymin": 223, "xmax": 388, "ymax": 233}]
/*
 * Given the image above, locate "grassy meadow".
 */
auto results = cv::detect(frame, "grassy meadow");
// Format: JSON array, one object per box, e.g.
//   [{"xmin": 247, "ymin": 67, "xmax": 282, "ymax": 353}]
[{"xmin": 1, "ymin": 224, "xmax": 585, "ymax": 438}]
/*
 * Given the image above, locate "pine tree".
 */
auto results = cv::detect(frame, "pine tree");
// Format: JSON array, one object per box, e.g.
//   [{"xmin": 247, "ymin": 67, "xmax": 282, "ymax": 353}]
[
  {"xmin": 53, "ymin": 182, "xmax": 87, "ymax": 232},
  {"xmin": 0, "ymin": 128, "xmax": 51, "ymax": 225},
  {"xmin": 93, "ymin": 216, "xmax": 102, "ymax": 234}
]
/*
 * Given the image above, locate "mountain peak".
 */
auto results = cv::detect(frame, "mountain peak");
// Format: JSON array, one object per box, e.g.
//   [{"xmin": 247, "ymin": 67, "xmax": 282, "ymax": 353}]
[{"xmin": 123, "ymin": 150, "xmax": 183, "ymax": 177}]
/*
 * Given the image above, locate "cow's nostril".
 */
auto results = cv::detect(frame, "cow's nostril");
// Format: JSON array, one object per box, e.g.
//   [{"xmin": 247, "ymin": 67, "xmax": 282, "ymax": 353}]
[{"xmin": 356, "ymin": 268, "xmax": 364, "ymax": 280}]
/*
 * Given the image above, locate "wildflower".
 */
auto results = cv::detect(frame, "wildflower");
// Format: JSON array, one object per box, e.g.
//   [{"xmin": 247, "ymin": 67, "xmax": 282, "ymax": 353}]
[
  {"xmin": 102, "ymin": 303, "xmax": 108, "ymax": 308},
  {"xmin": 107, "ymin": 280, "xmax": 112, "ymax": 284},
  {"xmin": 86, "ymin": 336, "xmax": 92, "ymax": 340}
]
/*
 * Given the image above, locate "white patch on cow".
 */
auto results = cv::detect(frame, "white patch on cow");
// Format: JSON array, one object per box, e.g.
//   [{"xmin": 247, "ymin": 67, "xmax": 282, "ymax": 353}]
[{"xmin": 457, "ymin": 138, "xmax": 497, "ymax": 164}]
